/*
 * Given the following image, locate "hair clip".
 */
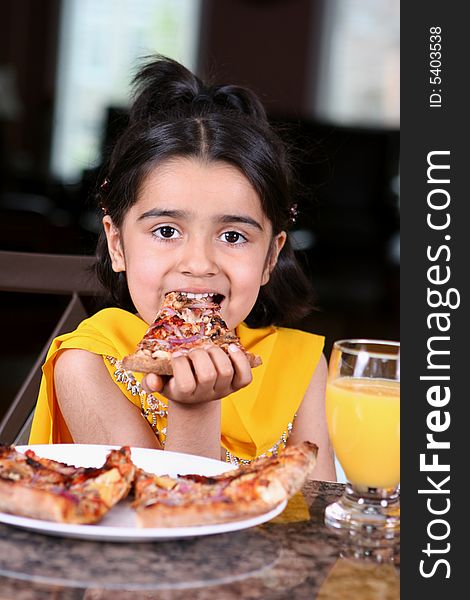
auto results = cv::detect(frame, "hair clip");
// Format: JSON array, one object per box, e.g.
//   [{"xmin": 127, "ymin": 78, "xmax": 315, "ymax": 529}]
[
  {"xmin": 100, "ymin": 177, "xmax": 110, "ymax": 193},
  {"xmin": 289, "ymin": 203, "xmax": 299, "ymax": 225},
  {"xmin": 99, "ymin": 178, "xmax": 110, "ymax": 214}
]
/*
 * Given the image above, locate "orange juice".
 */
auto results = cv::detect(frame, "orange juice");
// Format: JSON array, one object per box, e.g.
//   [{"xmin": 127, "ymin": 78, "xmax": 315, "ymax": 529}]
[{"xmin": 326, "ymin": 377, "xmax": 400, "ymax": 489}]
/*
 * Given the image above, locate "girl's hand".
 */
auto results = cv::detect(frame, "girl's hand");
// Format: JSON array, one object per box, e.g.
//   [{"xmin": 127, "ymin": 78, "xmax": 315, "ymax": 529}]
[{"xmin": 141, "ymin": 344, "xmax": 253, "ymax": 404}]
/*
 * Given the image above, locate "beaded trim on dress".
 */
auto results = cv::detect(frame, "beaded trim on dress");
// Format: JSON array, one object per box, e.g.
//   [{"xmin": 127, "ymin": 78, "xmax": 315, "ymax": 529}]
[
  {"xmin": 106, "ymin": 356, "xmax": 168, "ymax": 446},
  {"xmin": 225, "ymin": 419, "xmax": 295, "ymax": 466},
  {"xmin": 105, "ymin": 356, "xmax": 295, "ymax": 463}
]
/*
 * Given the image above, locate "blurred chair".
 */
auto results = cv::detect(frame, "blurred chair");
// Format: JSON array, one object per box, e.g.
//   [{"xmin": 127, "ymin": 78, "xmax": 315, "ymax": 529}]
[{"xmin": 0, "ymin": 251, "xmax": 104, "ymax": 444}]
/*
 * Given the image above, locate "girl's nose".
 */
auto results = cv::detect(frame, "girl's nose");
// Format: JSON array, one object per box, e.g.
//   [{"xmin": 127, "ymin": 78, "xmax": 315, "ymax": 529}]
[{"xmin": 178, "ymin": 239, "xmax": 219, "ymax": 277}]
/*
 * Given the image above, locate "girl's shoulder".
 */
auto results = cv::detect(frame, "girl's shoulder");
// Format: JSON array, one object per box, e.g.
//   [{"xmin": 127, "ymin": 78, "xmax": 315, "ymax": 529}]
[
  {"xmin": 273, "ymin": 324, "xmax": 324, "ymax": 345},
  {"xmin": 80, "ymin": 307, "xmax": 145, "ymax": 333},
  {"xmin": 237, "ymin": 322, "xmax": 325, "ymax": 368},
  {"xmin": 51, "ymin": 308, "xmax": 148, "ymax": 359},
  {"xmin": 238, "ymin": 321, "xmax": 324, "ymax": 347}
]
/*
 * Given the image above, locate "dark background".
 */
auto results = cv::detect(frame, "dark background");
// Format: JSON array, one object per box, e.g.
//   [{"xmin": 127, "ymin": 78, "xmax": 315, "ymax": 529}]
[{"xmin": 0, "ymin": 0, "xmax": 399, "ymax": 419}]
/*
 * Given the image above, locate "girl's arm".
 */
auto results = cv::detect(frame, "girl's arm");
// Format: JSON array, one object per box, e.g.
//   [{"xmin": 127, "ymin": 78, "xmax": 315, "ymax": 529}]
[
  {"xmin": 54, "ymin": 349, "xmax": 161, "ymax": 448},
  {"xmin": 287, "ymin": 353, "xmax": 337, "ymax": 481},
  {"xmin": 164, "ymin": 400, "xmax": 221, "ymax": 459}
]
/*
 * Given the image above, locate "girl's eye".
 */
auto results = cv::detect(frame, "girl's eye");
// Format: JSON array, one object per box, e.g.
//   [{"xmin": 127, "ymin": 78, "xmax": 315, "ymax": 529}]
[
  {"xmin": 221, "ymin": 231, "xmax": 247, "ymax": 244},
  {"xmin": 153, "ymin": 226, "xmax": 180, "ymax": 240}
]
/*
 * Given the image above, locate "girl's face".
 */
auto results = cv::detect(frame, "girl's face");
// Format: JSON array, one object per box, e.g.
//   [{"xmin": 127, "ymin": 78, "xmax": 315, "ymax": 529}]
[{"xmin": 103, "ymin": 158, "xmax": 286, "ymax": 329}]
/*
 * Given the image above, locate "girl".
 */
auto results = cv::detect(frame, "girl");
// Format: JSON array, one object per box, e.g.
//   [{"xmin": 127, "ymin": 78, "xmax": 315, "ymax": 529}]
[{"xmin": 30, "ymin": 57, "xmax": 336, "ymax": 481}]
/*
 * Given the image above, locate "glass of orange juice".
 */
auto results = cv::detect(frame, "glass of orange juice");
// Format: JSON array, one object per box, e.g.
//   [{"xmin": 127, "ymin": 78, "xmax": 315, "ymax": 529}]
[{"xmin": 325, "ymin": 339, "xmax": 400, "ymax": 537}]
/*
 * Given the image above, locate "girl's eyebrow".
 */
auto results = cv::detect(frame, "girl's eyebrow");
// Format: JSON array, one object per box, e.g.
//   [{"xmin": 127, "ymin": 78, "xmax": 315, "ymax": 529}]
[
  {"xmin": 218, "ymin": 214, "xmax": 263, "ymax": 231},
  {"xmin": 138, "ymin": 209, "xmax": 264, "ymax": 231},
  {"xmin": 138, "ymin": 208, "xmax": 186, "ymax": 221}
]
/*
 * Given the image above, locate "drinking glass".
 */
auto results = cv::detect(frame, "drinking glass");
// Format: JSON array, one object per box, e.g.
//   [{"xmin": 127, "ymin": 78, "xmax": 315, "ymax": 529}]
[{"xmin": 325, "ymin": 339, "xmax": 400, "ymax": 538}]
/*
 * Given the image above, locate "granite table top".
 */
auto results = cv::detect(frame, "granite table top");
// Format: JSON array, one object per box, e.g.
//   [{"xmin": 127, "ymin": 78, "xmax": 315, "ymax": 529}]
[{"xmin": 0, "ymin": 481, "xmax": 399, "ymax": 599}]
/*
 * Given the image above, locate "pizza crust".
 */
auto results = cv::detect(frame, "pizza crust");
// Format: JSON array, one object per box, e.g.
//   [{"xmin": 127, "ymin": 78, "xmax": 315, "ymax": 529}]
[
  {"xmin": 135, "ymin": 496, "xmax": 275, "ymax": 528},
  {"xmin": 121, "ymin": 349, "xmax": 262, "ymax": 375},
  {"xmin": 121, "ymin": 352, "xmax": 173, "ymax": 375},
  {"xmin": 0, "ymin": 481, "xmax": 76, "ymax": 522}
]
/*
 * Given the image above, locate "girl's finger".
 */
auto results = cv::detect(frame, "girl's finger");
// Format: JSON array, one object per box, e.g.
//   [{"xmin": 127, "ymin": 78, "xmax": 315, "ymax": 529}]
[
  {"xmin": 205, "ymin": 346, "xmax": 235, "ymax": 396},
  {"xmin": 227, "ymin": 344, "xmax": 253, "ymax": 390},
  {"xmin": 165, "ymin": 354, "xmax": 197, "ymax": 398},
  {"xmin": 185, "ymin": 349, "xmax": 218, "ymax": 392},
  {"xmin": 141, "ymin": 373, "xmax": 165, "ymax": 393}
]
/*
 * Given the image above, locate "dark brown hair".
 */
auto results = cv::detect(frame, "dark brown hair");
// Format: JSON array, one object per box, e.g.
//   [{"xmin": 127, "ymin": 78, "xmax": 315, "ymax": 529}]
[{"xmin": 95, "ymin": 56, "xmax": 315, "ymax": 327}]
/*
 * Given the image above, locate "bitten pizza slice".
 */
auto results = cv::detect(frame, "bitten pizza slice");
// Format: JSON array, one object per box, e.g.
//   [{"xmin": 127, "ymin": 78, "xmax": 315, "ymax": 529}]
[
  {"xmin": 121, "ymin": 291, "xmax": 262, "ymax": 375},
  {"xmin": 0, "ymin": 446, "xmax": 135, "ymax": 524},
  {"xmin": 133, "ymin": 441, "xmax": 318, "ymax": 528}
]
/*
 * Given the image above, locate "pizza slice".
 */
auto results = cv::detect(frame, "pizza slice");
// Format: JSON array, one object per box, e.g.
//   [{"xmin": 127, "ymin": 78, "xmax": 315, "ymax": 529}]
[
  {"xmin": 133, "ymin": 441, "xmax": 317, "ymax": 528},
  {"xmin": 121, "ymin": 291, "xmax": 262, "ymax": 375},
  {"xmin": 0, "ymin": 446, "xmax": 135, "ymax": 524}
]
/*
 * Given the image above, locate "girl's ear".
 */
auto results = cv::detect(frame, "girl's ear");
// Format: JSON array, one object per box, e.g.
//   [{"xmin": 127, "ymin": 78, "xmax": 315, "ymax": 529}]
[
  {"xmin": 261, "ymin": 231, "xmax": 287, "ymax": 286},
  {"xmin": 102, "ymin": 216, "xmax": 126, "ymax": 272}
]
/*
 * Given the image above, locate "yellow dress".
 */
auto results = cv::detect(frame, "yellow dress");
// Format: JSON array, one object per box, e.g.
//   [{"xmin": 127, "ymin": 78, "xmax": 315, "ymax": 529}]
[{"xmin": 29, "ymin": 308, "xmax": 324, "ymax": 462}]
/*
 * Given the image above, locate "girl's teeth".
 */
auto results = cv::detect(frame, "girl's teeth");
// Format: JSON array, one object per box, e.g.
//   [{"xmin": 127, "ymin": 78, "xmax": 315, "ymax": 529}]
[{"xmin": 180, "ymin": 292, "xmax": 214, "ymax": 299}]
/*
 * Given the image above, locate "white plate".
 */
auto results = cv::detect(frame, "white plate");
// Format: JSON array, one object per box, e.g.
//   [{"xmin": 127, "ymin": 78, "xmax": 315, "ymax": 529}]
[{"xmin": 0, "ymin": 444, "xmax": 286, "ymax": 542}]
